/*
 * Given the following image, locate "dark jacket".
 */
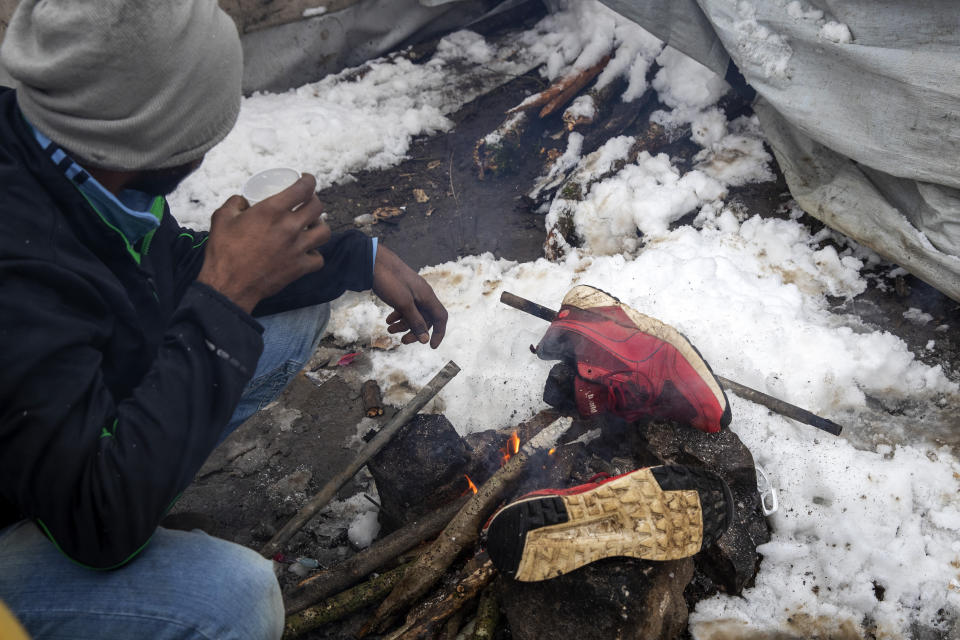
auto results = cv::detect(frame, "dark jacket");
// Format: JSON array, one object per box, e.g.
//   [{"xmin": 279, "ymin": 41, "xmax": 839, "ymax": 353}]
[{"xmin": 0, "ymin": 87, "xmax": 374, "ymax": 568}]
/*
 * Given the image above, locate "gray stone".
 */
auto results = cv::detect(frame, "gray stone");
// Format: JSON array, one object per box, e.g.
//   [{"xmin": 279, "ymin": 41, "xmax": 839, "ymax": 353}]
[
  {"xmin": 502, "ymin": 558, "xmax": 694, "ymax": 640},
  {"xmin": 368, "ymin": 413, "xmax": 473, "ymax": 531},
  {"xmin": 268, "ymin": 469, "xmax": 313, "ymax": 501},
  {"xmin": 640, "ymin": 420, "xmax": 771, "ymax": 594}
]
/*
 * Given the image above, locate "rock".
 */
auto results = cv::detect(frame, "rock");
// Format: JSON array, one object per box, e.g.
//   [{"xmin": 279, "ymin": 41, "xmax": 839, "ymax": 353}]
[
  {"xmin": 250, "ymin": 522, "xmax": 276, "ymax": 542},
  {"xmin": 269, "ymin": 469, "xmax": 313, "ymax": 500},
  {"xmin": 231, "ymin": 443, "xmax": 272, "ymax": 477},
  {"xmin": 502, "ymin": 558, "xmax": 694, "ymax": 640},
  {"xmin": 639, "ymin": 420, "xmax": 771, "ymax": 594},
  {"xmin": 367, "ymin": 413, "xmax": 473, "ymax": 531}
]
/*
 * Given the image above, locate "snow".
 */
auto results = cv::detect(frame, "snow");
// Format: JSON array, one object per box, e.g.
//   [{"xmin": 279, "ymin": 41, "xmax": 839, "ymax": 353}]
[
  {"xmin": 730, "ymin": 1, "xmax": 793, "ymax": 79},
  {"xmin": 170, "ymin": 1, "xmax": 960, "ymax": 636},
  {"xmin": 563, "ymin": 95, "xmax": 596, "ymax": 121},
  {"xmin": 819, "ymin": 21, "xmax": 853, "ymax": 44},
  {"xmin": 904, "ymin": 307, "xmax": 934, "ymax": 326}
]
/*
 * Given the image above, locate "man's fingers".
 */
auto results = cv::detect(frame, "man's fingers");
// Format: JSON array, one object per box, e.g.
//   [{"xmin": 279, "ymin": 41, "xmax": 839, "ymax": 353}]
[
  {"xmin": 429, "ymin": 313, "xmax": 446, "ymax": 348},
  {"xmin": 263, "ymin": 173, "xmax": 318, "ymax": 214},
  {"xmin": 296, "ymin": 252, "xmax": 326, "ymax": 276},
  {"xmin": 418, "ymin": 291, "xmax": 447, "ymax": 349},
  {"xmin": 396, "ymin": 299, "xmax": 429, "ymax": 344},
  {"xmin": 293, "ymin": 194, "xmax": 326, "ymax": 229},
  {"xmin": 387, "ymin": 321, "xmax": 409, "ymax": 334},
  {"xmin": 224, "ymin": 194, "xmax": 249, "ymax": 211},
  {"xmin": 296, "ymin": 221, "xmax": 332, "ymax": 253},
  {"xmin": 385, "ymin": 309, "xmax": 403, "ymax": 325}
]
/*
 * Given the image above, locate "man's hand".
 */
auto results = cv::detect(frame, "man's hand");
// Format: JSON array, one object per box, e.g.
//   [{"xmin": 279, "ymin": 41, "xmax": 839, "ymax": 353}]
[
  {"xmin": 197, "ymin": 174, "xmax": 331, "ymax": 313},
  {"xmin": 373, "ymin": 245, "xmax": 447, "ymax": 348}
]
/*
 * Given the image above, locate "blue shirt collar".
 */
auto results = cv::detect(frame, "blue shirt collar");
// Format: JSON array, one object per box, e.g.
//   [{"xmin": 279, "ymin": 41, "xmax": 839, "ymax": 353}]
[{"xmin": 27, "ymin": 121, "xmax": 163, "ymax": 246}]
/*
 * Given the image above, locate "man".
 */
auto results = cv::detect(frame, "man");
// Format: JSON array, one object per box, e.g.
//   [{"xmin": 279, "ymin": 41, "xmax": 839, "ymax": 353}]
[{"xmin": 0, "ymin": 2, "xmax": 446, "ymax": 638}]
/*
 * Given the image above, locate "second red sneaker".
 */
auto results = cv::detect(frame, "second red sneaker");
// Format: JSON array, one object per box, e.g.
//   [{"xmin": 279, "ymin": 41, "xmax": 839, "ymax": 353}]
[{"xmin": 536, "ymin": 285, "xmax": 731, "ymax": 433}]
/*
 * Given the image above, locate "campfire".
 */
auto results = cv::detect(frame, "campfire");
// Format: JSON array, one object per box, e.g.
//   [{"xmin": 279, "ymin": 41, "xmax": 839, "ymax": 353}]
[
  {"xmin": 277, "ymin": 389, "xmax": 770, "ymax": 640},
  {"xmin": 261, "ymin": 285, "xmax": 852, "ymax": 638}
]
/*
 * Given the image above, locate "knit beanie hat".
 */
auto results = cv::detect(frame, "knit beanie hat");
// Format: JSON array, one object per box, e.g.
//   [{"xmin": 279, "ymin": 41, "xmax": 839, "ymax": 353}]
[{"xmin": 1, "ymin": 1, "xmax": 243, "ymax": 170}]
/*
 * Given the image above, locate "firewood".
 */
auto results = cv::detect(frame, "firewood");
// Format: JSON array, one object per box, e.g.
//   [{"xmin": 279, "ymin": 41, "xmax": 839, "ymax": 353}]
[
  {"xmin": 505, "ymin": 82, "xmax": 567, "ymax": 115},
  {"xmin": 473, "ymin": 112, "xmax": 529, "ymax": 179},
  {"xmin": 562, "ymin": 95, "xmax": 597, "ymax": 131},
  {"xmin": 507, "ymin": 56, "xmax": 611, "ymax": 119},
  {"xmin": 494, "ymin": 407, "xmax": 559, "ymax": 443},
  {"xmin": 442, "ymin": 607, "xmax": 467, "ymax": 640},
  {"xmin": 468, "ymin": 581, "xmax": 501, "ymax": 640},
  {"xmin": 385, "ymin": 557, "xmax": 497, "ymax": 640},
  {"xmin": 284, "ymin": 495, "xmax": 470, "ymax": 615},
  {"xmin": 540, "ymin": 55, "xmax": 611, "ymax": 118},
  {"xmin": 261, "ymin": 361, "xmax": 461, "ymax": 559},
  {"xmin": 362, "ymin": 379, "xmax": 384, "ymax": 417},
  {"xmin": 362, "ymin": 417, "xmax": 573, "ymax": 635},
  {"xmin": 282, "ymin": 562, "xmax": 410, "ymax": 639}
]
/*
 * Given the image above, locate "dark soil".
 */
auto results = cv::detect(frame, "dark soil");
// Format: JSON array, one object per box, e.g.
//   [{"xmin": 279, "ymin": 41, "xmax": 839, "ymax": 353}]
[{"xmin": 170, "ymin": 18, "xmax": 960, "ymax": 640}]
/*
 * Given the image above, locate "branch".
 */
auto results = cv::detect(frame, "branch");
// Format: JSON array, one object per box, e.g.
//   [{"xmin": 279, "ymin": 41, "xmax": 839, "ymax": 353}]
[
  {"xmin": 282, "ymin": 562, "xmax": 410, "ymax": 639},
  {"xmin": 363, "ymin": 417, "xmax": 572, "ymax": 635},
  {"xmin": 506, "ymin": 55, "xmax": 611, "ymax": 118},
  {"xmin": 261, "ymin": 361, "xmax": 461, "ymax": 558},
  {"xmin": 284, "ymin": 495, "xmax": 470, "ymax": 615},
  {"xmin": 387, "ymin": 557, "xmax": 497, "ymax": 640}
]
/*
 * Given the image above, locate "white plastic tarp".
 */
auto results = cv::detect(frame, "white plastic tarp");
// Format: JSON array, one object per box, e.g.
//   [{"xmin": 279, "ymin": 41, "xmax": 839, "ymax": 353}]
[{"xmin": 600, "ymin": 0, "xmax": 960, "ymax": 301}]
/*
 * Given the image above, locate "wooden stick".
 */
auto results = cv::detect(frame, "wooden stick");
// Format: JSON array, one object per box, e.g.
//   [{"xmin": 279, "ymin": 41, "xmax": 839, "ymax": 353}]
[
  {"xmin": 362, "ymin": 379, "xmax": 384, "ymax": 417},
  {"xmin": 499, "ymin": 291, "xmax": 843, "ymax": 436},
  {"xmin": 442, "ymin": 608, "xmax": 467, "ymax": 640},
  {"xmin": 387, "ymin": 558, "xmax": 497, "ymax": 640},
  {"xmin": 284, "ymin": 495, "xmax": 470, "ymax": 615},
  {"xmin": 539, "ymin": 55, "xmax": 611, "ymax": 118},
  {"xmin": 261, "ymin": 361, "xmax": 461, "ymax": 558},
  {"xmin": 282, "ymin": 562, "xmax": 410, "ymax": 639},
  {"xmin": 506, "ymin": 55, "xmax": 611, "ymax": 118},
  {"xmin": 363, "ymin": 418, "xmax": 573, "ymax": 635},
  {"xmin": 469, "ymin": 582, "xmax": 501, "ymax": 640}
]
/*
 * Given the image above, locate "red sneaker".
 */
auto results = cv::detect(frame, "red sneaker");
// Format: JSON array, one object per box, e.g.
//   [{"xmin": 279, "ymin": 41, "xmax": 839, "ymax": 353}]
[
  {"xmin": 536, "ymin": 285, "xmax": 731, "ymax": 433},
  {"xmin": 483, "ymin": 465, "xmax": 733, "ymax": 581}
]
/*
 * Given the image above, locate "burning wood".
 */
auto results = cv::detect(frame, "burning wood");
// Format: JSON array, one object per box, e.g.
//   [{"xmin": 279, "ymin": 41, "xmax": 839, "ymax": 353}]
[{"xmin": 361, "ymin": 417, "xmax": 573, "ymax": 635}]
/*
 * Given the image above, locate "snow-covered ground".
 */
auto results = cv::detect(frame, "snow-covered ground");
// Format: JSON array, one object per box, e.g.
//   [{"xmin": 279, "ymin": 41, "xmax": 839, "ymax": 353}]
[{"xmin": 171, "ymin": 2, "xmax": 960, "ymax": 637}]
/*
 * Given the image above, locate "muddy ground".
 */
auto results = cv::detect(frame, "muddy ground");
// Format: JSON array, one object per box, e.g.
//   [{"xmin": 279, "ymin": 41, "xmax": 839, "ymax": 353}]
[{"xmin": 169, "ymin": 17, "xmax": 960, "ymax": 640}]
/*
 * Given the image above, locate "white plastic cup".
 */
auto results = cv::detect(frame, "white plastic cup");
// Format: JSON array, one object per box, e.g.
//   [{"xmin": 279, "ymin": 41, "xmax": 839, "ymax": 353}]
[{"xmin": 242, "ymin": 167, "xmax": 301, "ymax": 205}]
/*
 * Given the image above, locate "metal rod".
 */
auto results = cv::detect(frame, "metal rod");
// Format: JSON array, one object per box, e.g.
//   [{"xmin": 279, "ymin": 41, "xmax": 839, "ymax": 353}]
[{"xmin": 500, "ymin": 291, "xmax": 842, "ymax": 436}]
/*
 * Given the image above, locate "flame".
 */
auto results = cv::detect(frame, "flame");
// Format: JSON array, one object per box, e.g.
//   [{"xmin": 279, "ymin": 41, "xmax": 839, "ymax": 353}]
[
  {"xmin": 499, "ymin": 430, "xmax": 521, "ymax": 466},
  {"xmin": 464, "ymin": 474, "xmax": 478, "ymax": 494},
  {"xmin": 548, "ymin": 448, "xmax": 556, "ymax": 455}
]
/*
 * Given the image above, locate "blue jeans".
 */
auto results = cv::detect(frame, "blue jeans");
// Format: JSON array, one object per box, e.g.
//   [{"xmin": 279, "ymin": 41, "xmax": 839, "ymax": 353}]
[{"xmin": 0, "ymin": 303, "xmax": 330, "ymax": 640}]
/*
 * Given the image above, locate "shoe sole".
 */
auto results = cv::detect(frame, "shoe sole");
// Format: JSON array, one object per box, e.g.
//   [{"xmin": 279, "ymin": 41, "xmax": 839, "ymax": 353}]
[
  {"xmin": 485, "ymin": 466, "xmax": 733, "ymax": 582},
  {"xmin": 562, "ymin": 285, "xmax": 730, "ymax": 425}
]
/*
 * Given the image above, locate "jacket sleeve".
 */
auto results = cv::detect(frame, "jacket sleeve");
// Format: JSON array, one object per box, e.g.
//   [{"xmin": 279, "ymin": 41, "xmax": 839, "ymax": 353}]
[
  {"xmin": 167, "ymin": 216, "xmax": 375, "ymax": 317},
  {"xmin": 251, "ymin": 229, "xmax": 375, "ymax": 317},
  {"xmin": 0, "ymin": 260, "xmax": 263, "ymax": 569}
]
